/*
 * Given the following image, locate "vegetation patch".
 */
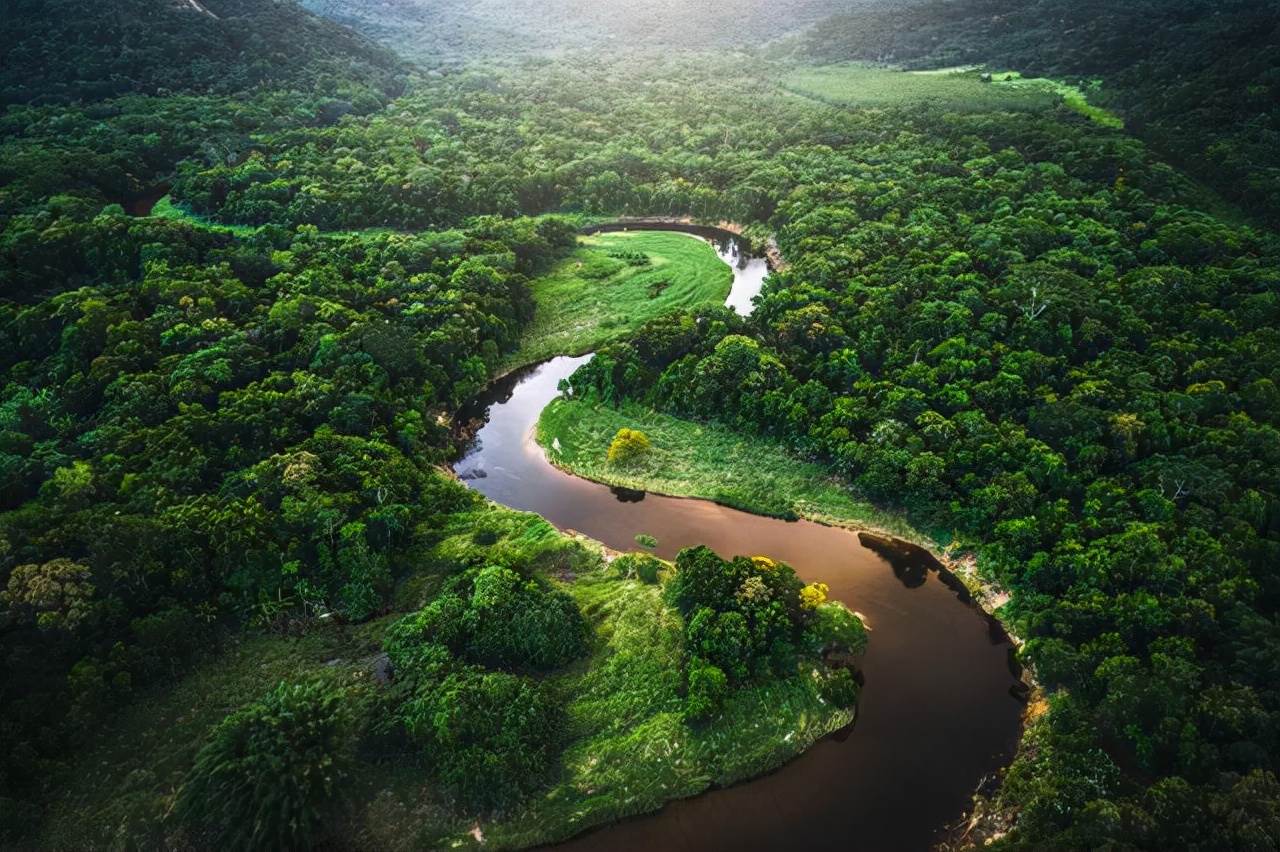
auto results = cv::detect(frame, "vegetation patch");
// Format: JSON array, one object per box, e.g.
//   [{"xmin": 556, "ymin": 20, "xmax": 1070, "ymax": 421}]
[
  {"xmin": 34, "ymin": 502, "xmax": 863, "ymax": 849},
  {"xmin": 781, "ymin": 63, "xmax": 1056, "ymax": 112},
  {"xmin": 538, "ymin": 397, "xmax": 932, "ymax": 542},
  {"xmin": 984, "ymin": 70, "xmax": 1123, "ymax": 128},
  {"xmin": 511, "ymin": 231, "xmax": 733, "ymax": 369}
]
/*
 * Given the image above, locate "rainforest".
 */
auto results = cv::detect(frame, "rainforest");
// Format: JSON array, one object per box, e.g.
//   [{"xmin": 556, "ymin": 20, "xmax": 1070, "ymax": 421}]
[{"xmin": 2, "ymin": 0, "xmax": 1279, "ymax": 849}]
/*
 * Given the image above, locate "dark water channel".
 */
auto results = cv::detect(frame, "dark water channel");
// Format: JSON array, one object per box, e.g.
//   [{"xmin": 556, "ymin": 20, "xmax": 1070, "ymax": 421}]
[{"xmin": 454, "ymin": 229, "xmax": 1024, "ymax": 851}]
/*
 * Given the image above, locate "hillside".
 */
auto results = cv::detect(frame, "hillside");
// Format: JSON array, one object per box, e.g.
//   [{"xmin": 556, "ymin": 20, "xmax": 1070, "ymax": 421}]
[
  {"xmin": 301, "ymin": 0, "xmax": 849, "ymax": 64},
  {"xmin": 0, "ymin": 0, "xmax": 407, "ymax": 105},
  {"xmin": 796, "ymin": 0, "xmax": 1280, "ymax": 228}
]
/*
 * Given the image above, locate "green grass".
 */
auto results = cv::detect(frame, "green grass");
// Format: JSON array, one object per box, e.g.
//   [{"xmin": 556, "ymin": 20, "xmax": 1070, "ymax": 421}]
[
  {"xmin": 985, "ymin": 70, "xmax": 1124, "ymax": 128},
  {"xmin": 150, "ymin": 195, "xmax": 262, "ymax": 237},
  {"xmin": 510, "ymin": 231, "xmax": 733, "ymax": 370},
  {"xmin": 782, "ymin": 63, "xmax": 1121, "ymax": 128},
  {"xmin": 38, "ymin": 502, "xmax": 848, "ymax": 850},
  {"xmin": 782, "ymin": 63, "xmax": 1056, "ymax": 112},
  {"xmin": 150, "ymin": 195, "xmax": 404, "ymax": 239},
  {"xmin": 538, "ymin": 397, "xmax": 936, "ymax": 545}
]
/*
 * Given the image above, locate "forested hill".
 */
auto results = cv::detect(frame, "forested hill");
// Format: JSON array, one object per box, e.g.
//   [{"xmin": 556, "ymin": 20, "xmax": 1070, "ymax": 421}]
[
  {"xmin": 798, "ymin": 0, "xmax": 1280, "ymax": 229},
  {"xmin": 299, "ymin": 0, "xmax": 849, "ymax": 65},
  {"xmin": 0, "ymin": 0, "xmax": 408, "ymax": 258},
  {"xmin": 0, "ymin": 0, "xmax": 408, "ymax": 105}
]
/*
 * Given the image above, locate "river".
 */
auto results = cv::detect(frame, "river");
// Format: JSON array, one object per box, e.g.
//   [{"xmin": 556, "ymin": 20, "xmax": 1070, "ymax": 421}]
[{"xmin": 453, "ymin": 228, "xmax": 1024, "ymax": 851}]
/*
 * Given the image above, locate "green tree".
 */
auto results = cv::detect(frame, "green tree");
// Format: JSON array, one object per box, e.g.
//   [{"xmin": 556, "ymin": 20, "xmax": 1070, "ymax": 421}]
[{"xmin": 176, "ymin": 679, "xmax": 352, "ymax": 851}]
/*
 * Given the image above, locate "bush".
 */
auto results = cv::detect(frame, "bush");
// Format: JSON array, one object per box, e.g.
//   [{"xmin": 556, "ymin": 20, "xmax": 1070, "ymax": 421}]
[
  {"xmin": 687, "ymin": 607, "xmax": 751, "ymax": 681},
  {"xmin": 806, "ymin": 601, "xmax": 869, "ymax": 657},
  {"xmin": 176, "ymin": 678, "xmax": 351, "ymax": 851},
  {"xmin": 614, "ymin": 551, "xmax": 666, "ymax": 583},
  {"xmin": 819, "ymin": 667, "xmax": 859, "ymax": 707},
  {"xmin": 606, "ymin": 427, "xmax": 651, "ymax": 464},
  {"xmin": 464, "ymin": 566, "xmax": 588, "ymax": 670},
  {"xmin": 666, "ymin": 545, "xmax": 747, "ymax": 616},
  {"xmin": 384, "ymin": 594, "xmax": 469, "ymax": 656},
  {"xmin": 384, "ymin": 567, "xmax": 587, "ymax": 673},
  {"xmin": 402, "ymin": 670, "xmax": 560, "ymax": 811},
  {"xmin": 799, "ymin": 581, "xmax": 829, "ymax": 611},
  {"xmin": 336, "ymin": 521, "xmax": 392, "ymax": 622},
  {"xmin": 684, "ymin": 657, "xmax": 728, "ymax": 722}
]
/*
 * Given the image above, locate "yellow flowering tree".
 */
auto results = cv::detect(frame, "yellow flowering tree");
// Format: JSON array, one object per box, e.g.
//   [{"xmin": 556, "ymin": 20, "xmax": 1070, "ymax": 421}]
[
  {"xmin": 799, "ymin": 581, "xmax": 829, "ymax": 611},
  {"xmin": 606, "ymin": 427, "xmax": 651, "ymax": 464}
]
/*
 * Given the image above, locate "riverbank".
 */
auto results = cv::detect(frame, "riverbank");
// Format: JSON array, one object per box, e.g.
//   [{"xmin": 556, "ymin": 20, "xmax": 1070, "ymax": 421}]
[{"xmin": 536, "ymin": 396, "xmax": 1025, "ymax": 638}]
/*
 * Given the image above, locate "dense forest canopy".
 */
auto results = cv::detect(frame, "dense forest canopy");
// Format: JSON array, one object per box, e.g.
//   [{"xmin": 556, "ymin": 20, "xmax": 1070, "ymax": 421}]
[
  {"xmin": 0, "ymin": 0, "xmax": 408, "ymax": 105},
  {"xmin": 2, "ymin": 0, "xmax": 1280, "ymax": 848}
]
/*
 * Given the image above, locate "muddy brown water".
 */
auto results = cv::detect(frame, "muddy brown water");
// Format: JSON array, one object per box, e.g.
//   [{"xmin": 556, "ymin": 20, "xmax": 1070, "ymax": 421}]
[{"xmin": 453, "ymin": 231, "xmax": 1024, "ymax": 851}]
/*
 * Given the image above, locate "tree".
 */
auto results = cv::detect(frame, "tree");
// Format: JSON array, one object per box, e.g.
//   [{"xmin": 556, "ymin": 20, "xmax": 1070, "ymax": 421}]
[
  {"xmin": 607, "ymin": 427, "xmax": 652, "ymax": 465},
  {"xmin": 2, "ymin": 558, "xmax": 95, "ymax": 632},
  {"xmin": 176, "ymin": 679, "xmax": 352, "ymax": 851},
  {"xmin": 685, "ymin": 657, "xmax": 728, "ymax": 721}
]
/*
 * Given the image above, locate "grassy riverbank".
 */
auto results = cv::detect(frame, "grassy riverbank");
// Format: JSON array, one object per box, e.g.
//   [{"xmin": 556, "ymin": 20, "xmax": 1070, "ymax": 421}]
[
  {"xmin": 538, "ymin": 397, "xmax": 936, "ymax": 545},
  {"xmin": 510, "ymin": 231, "xmax": 733, "ymax": 369},
  {"xmin": 37, "ymin": 503, "xmax": 850, "ymax": 850}
]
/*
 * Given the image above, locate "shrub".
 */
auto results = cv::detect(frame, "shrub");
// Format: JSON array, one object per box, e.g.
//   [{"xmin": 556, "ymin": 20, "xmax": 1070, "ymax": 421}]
[
  {"xmin": 385, "ymin": 593, "xmax": 469, "ymax": 655},
  {"xmin": 799, "ymin": 581, "xmax": 829, "ymax": 611},
  {"xmin": 806, "ymin": 601, "xmax": 868, "ymax": 656},
  {"xmin": 608, "ymin": 249, "xmax": 651, "ymax": 267},
  {"xmin": 684, "ymin": 657, "xmax": 728, "ymax": 722},
  {"xmin": 635, "ymin": 532, "xmax": 658, "ymax": 549},
  {"xmin": 464, "ymin": 566, "xmax": 588, "ymax": 670},
  {"xmin": 687, "ymin": 607, "xmax": 751, "ymax": 681},
  {"xmin": 606, "ymin": 427, "xmax": 651, "ymax": 464},
  {"xmin": 176, "ymin": 678, "xmax": 351, "ymax": 851},
  {"xmin": 386, "ymin": 567, "xmax": 587, "ymax": 673},
  {"xmin": 614, "ymin": 551, "xmax": 665, "ymax": 583},
  {"xmin": 402, "ymin": 670, "xmax": 560, "ymax": 811},
  {"xmin": 819, "ymin": 667, "xmax": 859, "ymax": 707},
  {"xmin": 666, "ymin": 545, "xmax": 747, "ymax": 616},
  {"xmin": 335, "ymin": 522, "xmax": 392, "ymax": 622},
  {"xmin": 2, "ymin": 558, "xmax": 95, "ymax": 632}
]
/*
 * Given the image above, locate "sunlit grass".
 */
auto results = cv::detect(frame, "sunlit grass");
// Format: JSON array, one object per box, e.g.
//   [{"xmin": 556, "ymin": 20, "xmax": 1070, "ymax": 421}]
[
  {"xmin": 150, "ymin": 194, "xmax": 405, "ymax": 238},
  {"xmin": 537, "ymin": 396, "xmax": 936, "ymax": 544},
  {"xmin": 985, "ymin": 70, "xmax": 1124, "ymax": 128},
  {"xmin": 509, "ymin": 231, "xmax": 732, "ymax": 371},
  {"xmin": 782, "ymin": 63, "xmax": 1055, "ymax": 112},
  {"xmin": 783, "ymin": 63, "xmax": 1122, "ymax": 128},
  {"xmin": 150, "ymin": 194, "xmax": 260, "ymax": 236}
]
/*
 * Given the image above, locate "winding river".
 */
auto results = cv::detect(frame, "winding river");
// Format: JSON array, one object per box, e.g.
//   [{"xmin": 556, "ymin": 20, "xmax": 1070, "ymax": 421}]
[{"xmin": 454, "ymin": 229, "xmax": 1025, "ymax": 851}]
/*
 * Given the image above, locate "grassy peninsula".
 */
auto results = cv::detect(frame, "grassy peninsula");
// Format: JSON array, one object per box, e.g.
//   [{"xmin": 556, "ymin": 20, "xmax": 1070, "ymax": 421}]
[
  {"xmin": 512, "ymin": 231, "xmax": 733, "ymax": 368},
  {"xmin": 537, "ymin": 397, "xmax": 934, "ymax": 544}
]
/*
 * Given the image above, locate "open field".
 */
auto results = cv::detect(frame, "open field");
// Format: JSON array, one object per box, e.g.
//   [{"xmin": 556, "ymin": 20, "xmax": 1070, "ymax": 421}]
[
  {"xmin": 511, "ymin": 231, "xmax": 733, "ymax": 369},
  {"xmin": 781, "ymin": 63, "xmax": 1056, "ymax": 112}
]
